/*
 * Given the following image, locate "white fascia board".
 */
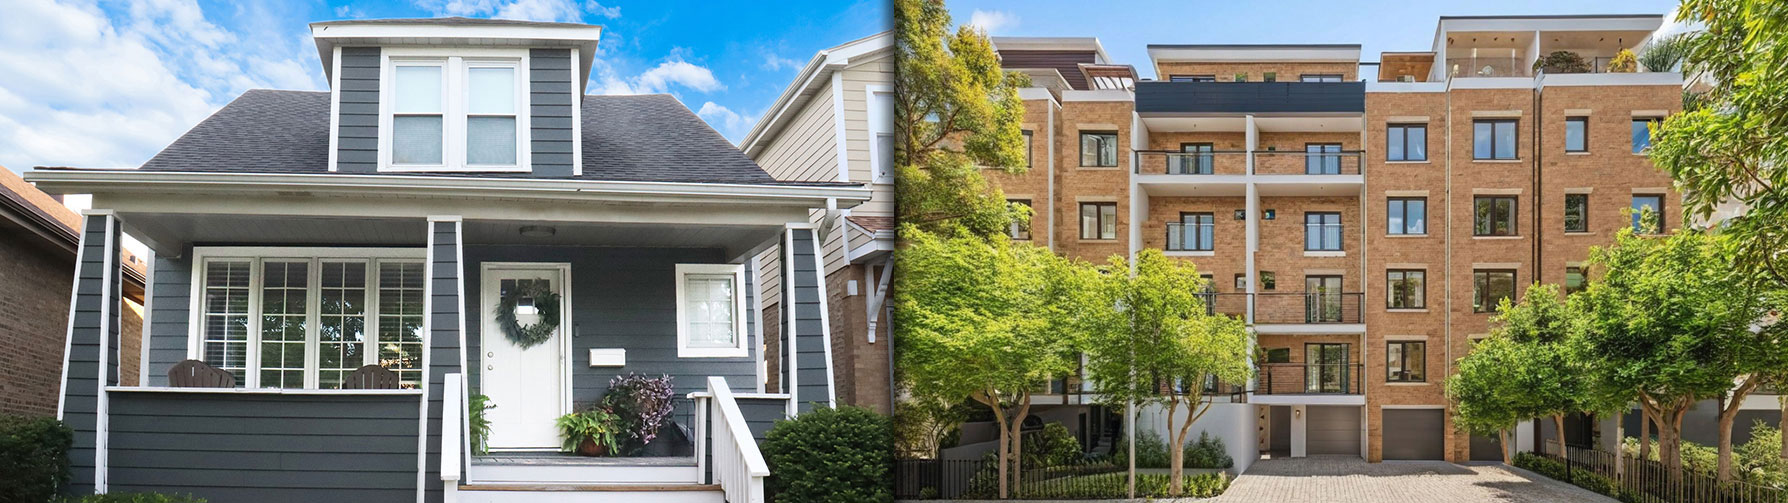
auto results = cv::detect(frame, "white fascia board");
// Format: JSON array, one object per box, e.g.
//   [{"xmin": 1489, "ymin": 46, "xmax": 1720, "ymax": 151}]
[
  {"xmin": 1540, "ymin": 72, "xmax": 1684, "ymax": 87},
  {"xmin": 1438, "ymin": 16, "xmax": 1663, "ymax": 35},
  {"xmin": 1062, "ymin": 89, "xmax": 1134, "ymax": 103},
  {"xmin": 740, "ymin": 32, "xmax": 894, "ymax": 156},
  {"xmin": 310, "ymin": 23, "xmax": 601, "ymax": 90},
  {"xmin": 1365, "ymin": 81, "xmax": 1449, "ymax": 93},
  {"xmin": 1148, "ymin": 46, "xmax": 1361, "ymax": 63},
  {"xmin": 25, "ymin": 171, "xmax": 871, "ymax": 207}
]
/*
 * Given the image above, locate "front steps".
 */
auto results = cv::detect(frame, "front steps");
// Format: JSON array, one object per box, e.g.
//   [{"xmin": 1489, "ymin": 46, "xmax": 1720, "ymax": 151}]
[{"xmin": 453, "ymin": 454, "xmax": 721, "ymax": 502}]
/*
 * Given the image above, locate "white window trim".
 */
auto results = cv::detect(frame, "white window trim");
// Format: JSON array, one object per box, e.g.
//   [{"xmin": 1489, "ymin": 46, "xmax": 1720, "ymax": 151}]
[
  {"xmin": 185, "ymin": 247, "xmax": 427, "ymax": 389},
  {"xmin": 866, "ymin": 84, "xmax": 895, "ymax": 185},
  {"xmin": 676, "ymin": 263, "xmax": 749, "ymax": 358},
  {"xmin": 378, "ymin": 48, "xmax": 531, "ymax": 173}
]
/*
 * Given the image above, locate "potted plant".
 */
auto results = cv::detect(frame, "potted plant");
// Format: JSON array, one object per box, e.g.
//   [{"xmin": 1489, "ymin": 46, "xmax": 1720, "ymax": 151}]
[
  {"xmin": 604, "ymin": 373, "xmax": 675, "ymax": 454},
  {"xmin": 556, "ymin": 407, "xmax": 621, "ymax": 456}
]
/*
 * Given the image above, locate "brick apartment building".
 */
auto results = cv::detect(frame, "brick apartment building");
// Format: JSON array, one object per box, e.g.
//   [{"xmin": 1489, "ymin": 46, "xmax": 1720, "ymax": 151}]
[{"xmin": 987, "ymin": 14, "xmax": 1695, "ymax": 463}]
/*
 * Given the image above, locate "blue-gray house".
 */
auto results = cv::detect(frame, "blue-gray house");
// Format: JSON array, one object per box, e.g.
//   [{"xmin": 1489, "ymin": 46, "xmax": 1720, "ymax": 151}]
[{"xmin": 27, "ymin": 17, "xmax": 863, "ymax": 503}]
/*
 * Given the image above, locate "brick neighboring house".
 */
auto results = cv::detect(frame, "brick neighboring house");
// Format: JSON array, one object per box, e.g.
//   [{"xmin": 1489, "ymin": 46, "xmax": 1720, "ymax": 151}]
[
  {"xmin": 742, "ymin": 32, "xmax": 896, "ymax": 414},
  {"xmin": 985, "ymin": 14, "xmax": 1730, "ymax": 469},
  {"xmin": 0, "ymin": 166, "xmax": 145, "ymax": 417}
]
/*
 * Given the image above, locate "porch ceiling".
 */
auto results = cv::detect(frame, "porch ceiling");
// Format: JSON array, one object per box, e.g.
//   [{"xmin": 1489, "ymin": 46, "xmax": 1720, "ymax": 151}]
[{"xmin": 462, "ymin": 220, "xmax": 784, "ymax": 260}]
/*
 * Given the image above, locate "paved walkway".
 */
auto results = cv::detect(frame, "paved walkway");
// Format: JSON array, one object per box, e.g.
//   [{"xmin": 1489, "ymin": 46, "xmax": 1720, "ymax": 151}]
[{"xmin": 1213, "ymin": 457, "xmax": 1617, "ymax": 503}]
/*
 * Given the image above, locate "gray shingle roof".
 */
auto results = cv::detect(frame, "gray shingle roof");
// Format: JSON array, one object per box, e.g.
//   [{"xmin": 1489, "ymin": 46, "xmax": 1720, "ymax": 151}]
[{"xmin": 123, "ymin": 89, "xmax": 804, "ymax": 185}]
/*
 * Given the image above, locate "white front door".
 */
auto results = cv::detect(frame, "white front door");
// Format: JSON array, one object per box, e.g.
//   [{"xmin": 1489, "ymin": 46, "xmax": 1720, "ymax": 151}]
[{"xmin": 480, "ymin": 264, "xmax": 569, "ymax": 451}]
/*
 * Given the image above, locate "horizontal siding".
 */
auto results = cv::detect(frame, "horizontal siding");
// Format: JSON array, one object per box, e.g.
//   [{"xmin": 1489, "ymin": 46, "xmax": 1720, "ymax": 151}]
[
  {"xmin": 107, "ymin": 391, "xmax": 420, "ymax": 501},
  {"xmin": 756, "ymin": 246, "xmax": 782, "ymax": 308},
  {"xmin": 336, "ymin": 47, "xmax": 381, "ymax": 173},
  {"xmin": 787, "ymin": 229, "xmax": 830, "ymax": 412},
  {"xmin": 64, "ymin": 215, "xmax": 116, "ymax": 493},
  {"xmin": 754, "ymin": 81, "xmax": 838, "ymax": 183},
  {"xmin": 529, "ymin": 49, "xmax": 575, "ymax": 177},
  {"xmin": 146, "ymin": 251, "xmax": 191, "ymax": 387},
  {"xmin": 735, "ymin": 397, "xmax": 789, "ymax": 444}
]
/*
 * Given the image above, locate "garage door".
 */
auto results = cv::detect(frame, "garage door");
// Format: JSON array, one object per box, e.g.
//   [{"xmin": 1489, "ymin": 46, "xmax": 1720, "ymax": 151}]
[
  {"xmin": 1383, "ymin": 409, "xmax": 1445, "ymax": 460},
  {"xmin": 1306, "ymin": 406, "xmax": 1361, "ymax": 456}
]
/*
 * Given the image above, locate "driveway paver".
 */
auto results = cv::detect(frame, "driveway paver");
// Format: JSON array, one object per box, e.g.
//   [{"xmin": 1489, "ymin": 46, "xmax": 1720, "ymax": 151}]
[{"xmin": 1214, "ymin": 456, "xmax": 1617, "ymax": 503}]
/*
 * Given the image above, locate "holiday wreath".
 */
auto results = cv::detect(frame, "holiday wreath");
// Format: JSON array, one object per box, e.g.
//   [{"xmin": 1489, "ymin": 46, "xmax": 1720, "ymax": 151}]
[{"xmin": 494, "ymin": 281, "xmax": 561, "ymax": 348}]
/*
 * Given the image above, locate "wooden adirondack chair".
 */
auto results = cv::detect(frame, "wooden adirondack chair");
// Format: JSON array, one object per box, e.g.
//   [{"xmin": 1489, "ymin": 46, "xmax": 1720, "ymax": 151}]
[
  {"xmin": 343, "ymin": 364, "xmax": 401, "ymax": 390},
  {"xmin": 167, "ymin": 359, "xmax": 236, "ymax": 388}
]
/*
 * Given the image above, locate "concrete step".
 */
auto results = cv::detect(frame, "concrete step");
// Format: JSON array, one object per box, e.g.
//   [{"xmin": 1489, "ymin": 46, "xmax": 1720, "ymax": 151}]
[{"xmin": 455, "ymin": 484, "xmax": 724, "ymax": 503}]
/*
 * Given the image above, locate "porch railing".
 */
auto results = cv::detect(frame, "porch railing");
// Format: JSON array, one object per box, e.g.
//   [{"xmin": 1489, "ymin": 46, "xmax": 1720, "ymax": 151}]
[
  {"xmin": 706, "ymin": 376, "xmax": 769, "ymax": 503},
  {"xmin": 1257, "ymin": 363, "xmax": 1363, "ymax": 395}
]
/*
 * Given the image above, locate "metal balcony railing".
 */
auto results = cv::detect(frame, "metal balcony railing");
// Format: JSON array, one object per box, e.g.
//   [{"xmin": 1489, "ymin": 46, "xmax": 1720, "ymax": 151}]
[
  {"xmin": 1194, "ymin": 292, "xmax": 1250, "ymax": 319},
  {"xmin": 1251, "ymin": 150, "xmax": 1363, "ymax": 175},
  {"xmin": 1257, "ymin": 363, "xmax": 1364, "ymax": 395},
  {"xmin": 1133, "ymin": 149, "xmax": 1249, "ymax": 175},
  {"xmin": 1253, "ymin": 292, "xmax": 1364, "ymax": 324}
]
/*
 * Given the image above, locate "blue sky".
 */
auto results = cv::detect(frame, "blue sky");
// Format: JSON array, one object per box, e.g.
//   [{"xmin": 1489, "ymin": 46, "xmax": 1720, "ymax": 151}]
[
  {"xmin": 950, "ymin": 0, "xmax": 1684, "ymax": 80},
  {"xmin": 0, "ymin": 0, "xmax": 889, "ymax": 174}
]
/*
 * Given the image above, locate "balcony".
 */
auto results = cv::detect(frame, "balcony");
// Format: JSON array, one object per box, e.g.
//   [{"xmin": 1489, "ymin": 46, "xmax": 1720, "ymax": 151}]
[
  {"xmin": 1254, "ymin": 292, "xmax": 1363, "ymax": 325},
  {"xmin": 1135, "ymin": 150, "xmax": 1247, "ymax": 176},
  {"xmin": 1194, "ymin": 292, "xmax": 1249, "ymax": 319},
  {"xmin": 1446, "ymin": 56, "xmax": 1528, "ymax": 78},
  {"xmin": 1251, "ymin": 150, "xmax": 1362, "ymax": 176},
  {"xmin": 1257, "ymin": 363, "xmax": 1364, "ymax": 396}
]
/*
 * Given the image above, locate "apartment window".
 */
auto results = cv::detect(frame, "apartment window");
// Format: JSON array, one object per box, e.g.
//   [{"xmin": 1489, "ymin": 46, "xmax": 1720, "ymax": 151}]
[
  {"xmin": 1472, "ymin": 270, "xmax": 1517, "ymax": 313},
  {"xmin": 1304, "ymin": 212, "xmax": 1342, "ymax": 251},
  {"xmin": 1170, "ymin": 212, "xmax": 1214, "ymax": 251},
  {"xmin": 1170, "ymin": 75, "xmax": 1216, "ymax": 82},
  {"xmin": 1264, "ymin": 348, "xmax": 1292, "ymax": 364},
  {"xmin": 1301, "ymin": 74, "xmax": 1343, "ymax": 82},
  {"xmin": 676, "ymin": 264, "xmax": 748, "ymax": 358},
  {"xmin": 1306, "ymin": 143, "xmax": 1343, "ymax": 174},
  {"xmin": 1080, "ymin": 132, "xmax": 1118, "ymax": 167},
  {"xmin": 1080, "ymin": 202, "xmax": 1117, "ymax": 240},
  {"xmin": 1232, "ymin": 74, "xmax": 1248, "ymax": 82},
  {"xmin": 383, "ymin": 55, "xmax": 527, "ymax": 171},
  {"xmin": 1259, "ymin": 271, "xmax": 1276, "ymax": 290},
  {"xmin": 1386, "ymin": 124, "xmax": 1427, "ymax": 161},
  {"xmin": 1473, "ymin": 196, "xmax": 1518, "ymax": 236},
  {"xmin": 1175, "ymin": 143, "xmax": 1213, "ymax": 174},
  {"xmin": 1565, "ymin": 117, "xmax": 1588, "ymax": 153},
  {"xmin": 1387, "ymin": 341, "xmax": 1426, "ymax": 382},
  {"xmin": 1263, "ymin": 72, "xmax": 1277, "ymax": 82},
  {"xmin": 198, "ymin": 253, "xmax": 425, "ymax": 389},
  {"xmin": 1632, "ymin": 118, "xmax": 1660, "ymax": 153},
  {"xmin": 1565, "ymin": 266, "xmax": 1586, "ymax": 296},
  {"xmin": 1564, "ymin": 194, "xmax": 1589, "ymax": 232},
  {"xmin": 870, "ymin": 89, "xmax": 895, "ymax": 183},
  {"xmin": 1473, "ymin": 119, "xmax": 1518, "ymax": 160},
  {"xmin": 1631, "ymin": 194, "xmax": 1665, "ymax": 234},
  {"xmin": 1387, "ymin": 197, "xmax": 1427, "ymax": 235},
  {"xmin": 1007, "ymin": 199, "xmax": 1032, "ymax": 240},
  {"xmin": 1234, "ymin": 274, "xmax": 1247, "ymax": 290},
  {"xmin": 1021, "ymin": 130, "xmax": 1033, "ymax": 169},
  {"xmin": 1387, "ymin": 269, "xmax": 1425, "ymax": 309}
]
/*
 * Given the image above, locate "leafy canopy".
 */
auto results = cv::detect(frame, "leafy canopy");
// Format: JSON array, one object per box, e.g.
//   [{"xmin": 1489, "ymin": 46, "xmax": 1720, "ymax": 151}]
[
  {"xmin": 1083, "ymin": 249, "xmax": 1251, "ymax": 408},
  {"xmin": 893, "ymin": 0, "xmax": 1030, "ymax": 238}
]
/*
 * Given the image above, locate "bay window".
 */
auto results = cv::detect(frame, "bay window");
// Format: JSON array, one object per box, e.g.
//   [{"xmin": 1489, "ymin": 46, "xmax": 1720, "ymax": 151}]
[{"xmin": 196, "ymin": 249, "xmax": 425, "ymax": 389}]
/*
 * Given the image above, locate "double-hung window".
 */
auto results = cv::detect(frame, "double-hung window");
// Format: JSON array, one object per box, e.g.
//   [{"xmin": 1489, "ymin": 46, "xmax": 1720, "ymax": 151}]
[
  {"xmin": 1472, "ymin": 269, "xmax": 1516, "ymax": 313},
  {"xmin": 1473, "ymin": 119, "xmax": 1518, "ymax": 160},
  {"xmin": 196, "ymin": 250, "xmax": 426, "ymax": 389},
  {"xmin": 1304, "ymin": 212, "xmax": 1342, "ymax": 251},
  {"xmin": 1386, "ymin": 124, "xmax": 1426, "ymax": 161},
  {"xmin": 1170, "ymin": 212, "xmax": 1214, "ymax": 251},
  {"xmin": 384, "ymin": 53, "xmax": 527, "ymax": 172},
  {"xmin": 1473, "ymin": 196, "xmax": 1518, "ymax": 236},
  {"xmin": 675, "ymin": 264, "xmax": 748, "ymax": 358},
  {"xmin": 1080, "ymin": 132, "xmax": 1118, "ymax": 167},
  {"xmin": 1386, "ymin": 341, "xmax": 1426, "ymax": 382},
  {"xmin": 1080, "ymin": 202, "xmax": 1118, "ymax": 240},
  {"xmin": 1386, "ymin": 269, "xmax": 1425, "ymax": 309},
  {"xmin": 1387, "ymin": 197, "xmax": 1426, "ymax": 235}
]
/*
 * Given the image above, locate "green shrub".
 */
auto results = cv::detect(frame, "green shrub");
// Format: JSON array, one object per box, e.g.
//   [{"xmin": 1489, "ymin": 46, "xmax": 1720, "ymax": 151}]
[
  {"xmin": 1022, "ymin": 423, "xmax": 1081, "ymax": 468},
  {"xmin": 54, "ymin": 493, "xmax": 206, "ymax": 503},
  {"xmin": 1110, "ymin": 431, "xmax": 1170, "ymax": 469},
  {"xmin": 1184, "ymin": 431, "xmax": 1233, "ymax": 469},
  {"xmin": 1013, "ymin": 471, "xmax": 1228, "ymax": 499},
  {"xmin": 1513, "ymin": 452, "xmax": 1625, "ymax": 500},
  {"xmin": 0, "ymin": 414, "xmax": 72, "ymax": 503},
  {"xmin": 762, "ymin": 406, "xmax": 893, "ymax": 503}
]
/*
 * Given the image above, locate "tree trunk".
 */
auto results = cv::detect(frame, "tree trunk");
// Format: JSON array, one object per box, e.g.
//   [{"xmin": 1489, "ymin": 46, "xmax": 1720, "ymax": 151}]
[
  {"xmin": 1717, "ymin": 405, "xmax": 1736, "ymax": 482},
  {"xmin": 1613, "ymin": 414, "xmax": 1625, "ymax": 478},
  {"xmin": 1554, "ymin": 414, "xmax": 1569, "ymax": 456},
  {"xmin": 991, "ymin": 404, "xmax": 1009, "ymax": 499},
  {"xmin": 1638, "ymin": 404, "xmax": 1653, "ymax": 460},
  {"xmin": 1008, "ymin": 397, "xmax": 1032, "ymax": 497},
  {"xmin": 1499, "ymin": 429, "xmax": 1513, "ymax": 465}
]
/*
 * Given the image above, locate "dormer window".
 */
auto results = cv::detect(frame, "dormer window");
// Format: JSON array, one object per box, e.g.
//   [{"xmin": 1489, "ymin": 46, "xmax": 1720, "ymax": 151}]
[{"xmin": 380, "ymin": 52, "xmax": 528, "ymax": 172}]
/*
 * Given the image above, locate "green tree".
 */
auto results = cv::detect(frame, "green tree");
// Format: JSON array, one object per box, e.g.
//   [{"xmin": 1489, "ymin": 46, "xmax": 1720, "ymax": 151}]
[
  {"xmin": 1448, "ymin": 336, "xmax": 1539, "ymax": 464},
  {"xmin": 891, "ymin": 230, "xmax": 1091, "ymax": 497},
  {"xmin": 1486, "ymin": 284, "xmax": 1595, "ymax": 456},
  {"xmin": 892, "ymin": 397, "xmax": 969, "ymax": 459},
  {"xmin": 1083, "ymin": 250, "xmax": 1250, "ymax": 497},
  {"xmin": 1575, "ymin": 229, "xmax": 1772, "ymax": 478},
  {"xmin": 893, "ymin": 0, "xmax": 1030, "ymax": 238}
]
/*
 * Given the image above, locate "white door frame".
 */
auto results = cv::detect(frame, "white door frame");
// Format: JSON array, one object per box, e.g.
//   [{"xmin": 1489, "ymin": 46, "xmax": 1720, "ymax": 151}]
[{"xmin": 479, "ymin": 262, "xmax": 574, "ymax": 449}]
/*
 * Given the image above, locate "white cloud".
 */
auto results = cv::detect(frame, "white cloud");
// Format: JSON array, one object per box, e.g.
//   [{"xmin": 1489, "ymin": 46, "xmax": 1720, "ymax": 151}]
[
  {"xmin": 966, "ymin": 9, "xmax": 1016, "ymax": 34},
  {"xmin": 761, "ymin": 50, "xmax": 801, "ymax": 72},
  {"xmin": 584, "ymin": 1, "xmax": 620, "ymax": 19},
  {"xmin": 696, "ymin": 102, "xmax": 756, "ymax": 142},
  {"xmin": 0, "ymin": 0, "xmax": 324, "ymax": 173},
  {"xmin": 591, "ymin": 58, "xmax": 724, "ymax": 95}
]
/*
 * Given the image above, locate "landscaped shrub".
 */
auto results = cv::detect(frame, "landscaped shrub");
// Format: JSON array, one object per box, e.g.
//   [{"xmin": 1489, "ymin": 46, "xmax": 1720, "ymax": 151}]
[
  {"xmin": 762, "ymin": 406, "xmax": 893, "ymax": 503},
  {"xmin": 54, "ymin": 494, "xmax": 206, "ymax": 503},
  {"xmin": 1012, "ymin": 471, "xmax": 1229, "ymax": 499},
  {"xmin": 0, "ymin": 414, "xmax": 72, "ymax": 503},
  {"xmin": 1184, "ymin": 431, "xmax": 1233, "ymax": 469},
  {"xmin": 1110, "ymin": 430, "xmax": 1171, "ymax": 469},
  {"xmin": 1022, "ymin": 423, "xmax": 1081, "ymax": 468},
  {"xmin": 601, "ymin": 373, "xmax": 674, "ymax": 454},
  {"xmin": 1513, "ymin": 451, "xmax": 1627, "ymax": 501}
]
